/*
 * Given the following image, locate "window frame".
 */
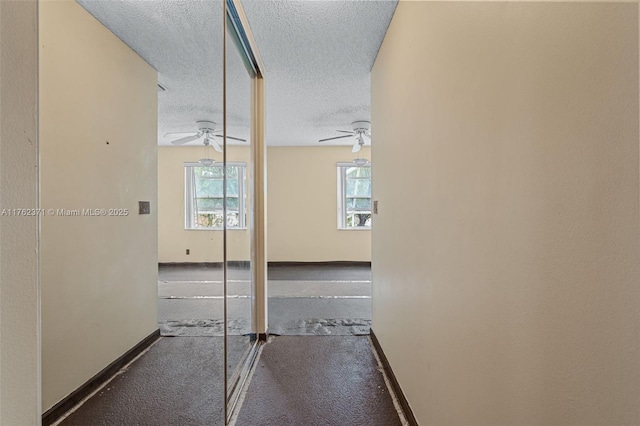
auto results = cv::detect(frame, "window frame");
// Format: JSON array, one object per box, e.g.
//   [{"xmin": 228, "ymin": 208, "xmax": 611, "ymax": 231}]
[
  {"xmin": 337, "ymin": 162, "xmax": 372, "ymax": 230},
  {"xmin": 184, "ymin": 161, "xmax": 247, "ymax": 230}
]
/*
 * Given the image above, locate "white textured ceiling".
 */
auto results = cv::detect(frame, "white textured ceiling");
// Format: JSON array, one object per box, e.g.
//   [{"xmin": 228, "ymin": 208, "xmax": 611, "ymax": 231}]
[{"xmin": 77, "ymin": 0, "xmax": 397, "ymax": 146}]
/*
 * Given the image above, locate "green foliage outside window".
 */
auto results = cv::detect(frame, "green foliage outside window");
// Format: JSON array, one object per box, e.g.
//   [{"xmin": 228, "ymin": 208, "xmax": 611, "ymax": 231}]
[
  {"xmin": 343, "ymin": 166, "xmax": 371, "ymax": 228},
  {"xmin": 188, "ymin": 165, "xmax": 244, "ymax": 229}
]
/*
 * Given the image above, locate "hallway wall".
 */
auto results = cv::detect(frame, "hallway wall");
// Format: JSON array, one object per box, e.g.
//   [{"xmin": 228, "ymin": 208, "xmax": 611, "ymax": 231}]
[
  {"xmin": 158, "ymin": 146, "xmax": 371, "ymax": 262},
  {"xmin": 371, "ymin": 2, "xmax": 640, "ymax": 425},
  {"xmin": 40, "ymin": 1, "xmax": 158, "ymax": 411},
  {"xmin": 0, "ymin": 1, "xmax": 40, "ymax": 424}
]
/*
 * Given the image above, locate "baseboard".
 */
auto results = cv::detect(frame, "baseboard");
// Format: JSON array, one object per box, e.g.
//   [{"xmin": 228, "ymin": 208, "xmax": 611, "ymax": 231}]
[
  {"xmin": 160, "ymin": 261, "xmax": 371, "ymax": 268},
  {"xmin": 159, "ymin": 262, "xmax": 224, "ymax": 268},
  {"xmin": 159, "ymin": 261, "xmax": 250, "ymax": 268},
  {"xmin": 370, "ymin": 329, "xmax": 419, "ymax": 426},
  {"xmin": 42, "ymin": 329, "xmax": 161, "ymax": 426},
  {"xmin": 267, "ymin": 261, "xmax": 371, "ymax": 267}
]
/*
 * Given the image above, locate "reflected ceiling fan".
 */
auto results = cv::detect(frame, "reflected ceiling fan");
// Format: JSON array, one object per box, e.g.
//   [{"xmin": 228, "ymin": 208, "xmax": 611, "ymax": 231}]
[
  {"xmin": 165, "ymin": 120, "xmax": 246, "ymax": 153},
  {"xmin": 318, "ymin": 120, "xmax": 371, "ymax": 153}
]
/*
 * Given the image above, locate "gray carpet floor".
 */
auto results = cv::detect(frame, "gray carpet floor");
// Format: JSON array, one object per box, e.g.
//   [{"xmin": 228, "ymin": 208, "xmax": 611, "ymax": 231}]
[
  {"xmin": 59, "ymin": 337, "xmax": 227, "ymax": 426},
  {"xmin": 56, "ymin": 266, "xmax": 379, "ymax": 425},
  {"xmin": 235, "ymin": 336, "xmax": 402, "ymax": 426},
  {"xmin": 57, "ymin": 335, "xmax": 402, "ymax": 426}
]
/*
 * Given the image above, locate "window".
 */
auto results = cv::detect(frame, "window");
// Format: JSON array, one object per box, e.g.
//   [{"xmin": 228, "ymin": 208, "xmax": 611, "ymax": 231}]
[
  {"xmin": 337, "ymin": 163, "xmax": 371, "ymax": 229},
  {"xmin": 185, "ymin": 162, "xmax": 246, "ymax": 229}
]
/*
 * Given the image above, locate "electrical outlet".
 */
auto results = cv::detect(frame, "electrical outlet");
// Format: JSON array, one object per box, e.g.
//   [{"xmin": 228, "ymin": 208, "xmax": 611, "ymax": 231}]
[{"xmin": 186, "ymin": 249, "xmax": 190, "ymax": 255}]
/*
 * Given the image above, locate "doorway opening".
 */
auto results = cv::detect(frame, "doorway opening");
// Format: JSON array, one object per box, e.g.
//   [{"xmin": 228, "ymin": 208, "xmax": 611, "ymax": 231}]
[{"xmin": 265, "ymin": 150, "xmax": 372, "ymax": 336}]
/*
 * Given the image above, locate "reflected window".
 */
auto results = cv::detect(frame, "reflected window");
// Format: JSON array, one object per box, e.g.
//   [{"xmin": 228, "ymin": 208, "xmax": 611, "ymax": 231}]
[
  {"xmin": 185, "ymin": 162, "xmax": 246, "ymax": 229},
  {"xmin": 337, "ymin": 163, "xmax": 371, "ymax": 229}
]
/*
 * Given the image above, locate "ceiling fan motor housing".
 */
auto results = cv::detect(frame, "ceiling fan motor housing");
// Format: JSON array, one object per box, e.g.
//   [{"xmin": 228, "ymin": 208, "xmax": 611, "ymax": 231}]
[
  {"xmin": 196, "ymin": 120, "xmax": 217, "ymax": 133},
  {"xmin": 352, "ymin": 120, "xmax": 370, "ymax": 133}
]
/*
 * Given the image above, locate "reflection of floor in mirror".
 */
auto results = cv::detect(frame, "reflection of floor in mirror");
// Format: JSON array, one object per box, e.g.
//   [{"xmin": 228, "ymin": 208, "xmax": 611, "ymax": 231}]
[
  {"xmin": 58, "ymin": 337, "xmax": 227, "ymax": 426},
  {"xmin": 158, "ymin": 264, "xmax": 373, "ymax": 337}
]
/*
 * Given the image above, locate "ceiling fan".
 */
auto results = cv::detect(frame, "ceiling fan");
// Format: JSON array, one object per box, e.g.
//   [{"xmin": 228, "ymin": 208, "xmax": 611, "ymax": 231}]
[
  {"xmin": 318, "ymin": 120, "xmax": 371, "ymax": 153},
  {"xmin": 164, "ymin": 120, "xmax": 246, "ymax": 153}
]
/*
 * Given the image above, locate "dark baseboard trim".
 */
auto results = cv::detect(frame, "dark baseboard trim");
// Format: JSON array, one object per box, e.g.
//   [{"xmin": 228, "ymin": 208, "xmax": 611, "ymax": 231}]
[
  {"xmin": 370, "ymin": 329, "xmax": 419, "ymax": 426},
  {"xmin": 258, "ymin": 332, "xmax": 269, "ymax": 341},
  {"xmin": 160, "ymin": 261, "xmax": 371, "ymax": 268},
  {"xmin": 267, "ymin": 261, "xmax": 371, "ymax": 267},
  {"xmin": 159, "ymin": 261, "xmax": 251, "ymax": 268},
  {"xmin": 159, "ymin": 262, "xmax": 224, "ymax": 268},
  {"xmin": 42, "ymin": 329, "xmax": 161, "ymax": 426}
]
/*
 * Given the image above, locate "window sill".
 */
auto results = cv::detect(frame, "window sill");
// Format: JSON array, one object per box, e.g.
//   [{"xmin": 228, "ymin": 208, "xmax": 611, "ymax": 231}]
[{"xmin": 337, "ymin": 227, "xmax": 371, "ymax": 231}]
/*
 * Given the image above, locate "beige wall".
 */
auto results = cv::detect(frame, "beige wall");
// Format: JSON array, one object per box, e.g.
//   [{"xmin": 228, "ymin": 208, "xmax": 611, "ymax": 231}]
[
  {"xmin": 0, "ymin": 1, "xmax": 40, "ymax": 424},
  {"xmin": 267, "ymin": 146, "xmax": 371, "ymax": 262},
  {"xmin": 158, "ymin": 146, "xmax": 371, "ymax": 262},
  {"xmin": 372, "ymin": 2, "xmax": 640, "ymax": 425},
  {"xmin": 158, "ymin": 145, "xmax": 250, "ymax": 262},
  {"xmin": 40, "ymin": 1, "xmax": 158, "ymax": 411}
]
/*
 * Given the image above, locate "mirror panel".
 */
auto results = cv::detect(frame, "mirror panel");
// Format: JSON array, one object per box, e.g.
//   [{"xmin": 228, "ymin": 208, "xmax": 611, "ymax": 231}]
[{"xmin": 224, "ymin": 6, "xmax": 256, "ymax": 418}]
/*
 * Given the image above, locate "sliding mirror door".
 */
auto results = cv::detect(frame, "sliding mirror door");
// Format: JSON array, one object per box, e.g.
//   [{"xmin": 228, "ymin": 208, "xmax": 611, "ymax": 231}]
[
  {"xmin": 223, "ymin": 2, "xmax": 263, "ymax": 419},
  {"xmin": 157, "ymin": 1, "xmax": 227, "ymax": 425}
]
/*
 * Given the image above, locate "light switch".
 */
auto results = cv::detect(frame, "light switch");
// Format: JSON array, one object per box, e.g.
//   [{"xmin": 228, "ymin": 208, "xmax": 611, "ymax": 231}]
[
  {"xmin": 139, "ymin": 201, "xmax": 150, "ymax": 215},
  {"xmin": 373, "ymin": 200, "xmax": 379, "ymax": 214}
]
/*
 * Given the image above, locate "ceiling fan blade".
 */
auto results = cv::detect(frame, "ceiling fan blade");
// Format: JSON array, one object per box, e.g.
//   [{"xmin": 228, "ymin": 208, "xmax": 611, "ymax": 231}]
[
  {"xmin": 164, "ymin": 131, "xmax": 196, "ymax": 137},
  {"xmin": 352, "ymin": 143, "xmax": 362, "ymax": 153},
  {"xmin": 211, "ymin": 138, "xmax": 224, "ymax": 153},
  {"xmin": 336, "ymin": 130, "xmax": 356, "ymax": 134},
  {"xmin": 319, "ymin": 135, "xmax": 354, "ymax": 142},
  {"xmin": 213, "ymin": 133, "xmax": 247, "ymax": 142},
  {"xmin": 171, "ymin": 134, "xmax": 201, "ymax": 145}
]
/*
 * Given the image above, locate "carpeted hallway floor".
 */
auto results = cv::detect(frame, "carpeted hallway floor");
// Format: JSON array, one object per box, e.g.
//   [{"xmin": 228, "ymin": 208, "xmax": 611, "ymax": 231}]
[
  {"xmin": 57, "ymin": 335, "xmax": 404, "ymax": 426},
  {"xmin": 58, "ymin": 337, "xmax": 227, "ymax": 426},
  {"xmin": 52, "ymin": 265, "xmax": 400, "ymax": 425},
  {"xmin": 235, "ymin": 336, "xmax": 403, "ymax": 426}
]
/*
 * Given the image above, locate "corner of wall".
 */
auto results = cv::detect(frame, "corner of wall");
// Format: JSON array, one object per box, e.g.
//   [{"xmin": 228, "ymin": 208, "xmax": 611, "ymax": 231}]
[{"xmin": 0, "ymin": 0, "xmax": 41, "ymax": 423}]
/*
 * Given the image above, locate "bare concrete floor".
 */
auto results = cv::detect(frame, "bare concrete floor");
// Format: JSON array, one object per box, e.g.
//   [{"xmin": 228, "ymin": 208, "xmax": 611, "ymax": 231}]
[
  {"xmin": 158, "ymin": 264, "xmax": 372, "ymax": 337},
  {"xmin": 267, "ymin": 263, "xmax": 371, "ymax": 281},
  {"xmin": 157, "ymin": 263, "xmax": 371, "ymax": 282}
]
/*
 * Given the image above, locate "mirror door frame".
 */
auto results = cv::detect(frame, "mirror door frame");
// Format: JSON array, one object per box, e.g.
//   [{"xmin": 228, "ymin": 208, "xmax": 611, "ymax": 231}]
[{"xmin": 223, "ymin": 1, "xmax": 266, "ymax": 422}]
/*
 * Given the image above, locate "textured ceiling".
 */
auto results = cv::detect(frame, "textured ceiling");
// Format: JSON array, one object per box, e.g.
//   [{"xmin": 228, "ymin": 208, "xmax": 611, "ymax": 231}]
[{"xmin": 77, "ymin": 0, "xmax": 397, "ymax": 146}]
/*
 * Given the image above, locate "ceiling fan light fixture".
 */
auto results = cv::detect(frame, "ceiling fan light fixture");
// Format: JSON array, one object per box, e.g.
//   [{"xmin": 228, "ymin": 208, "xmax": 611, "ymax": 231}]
[
  {"xmin": 199, "ymin": 158, "xmax": 215, "ymax": 166},
  {"xmin": 166, "ymin": 121, "xmax": 247, "ymax": 148},
  {"xmin": 318, "ymin": 120, "xmax": 371, "ymax": 154},
  {"xmin": 353, "ymin": 158, "xmax": 370, "ymax": 166}
]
